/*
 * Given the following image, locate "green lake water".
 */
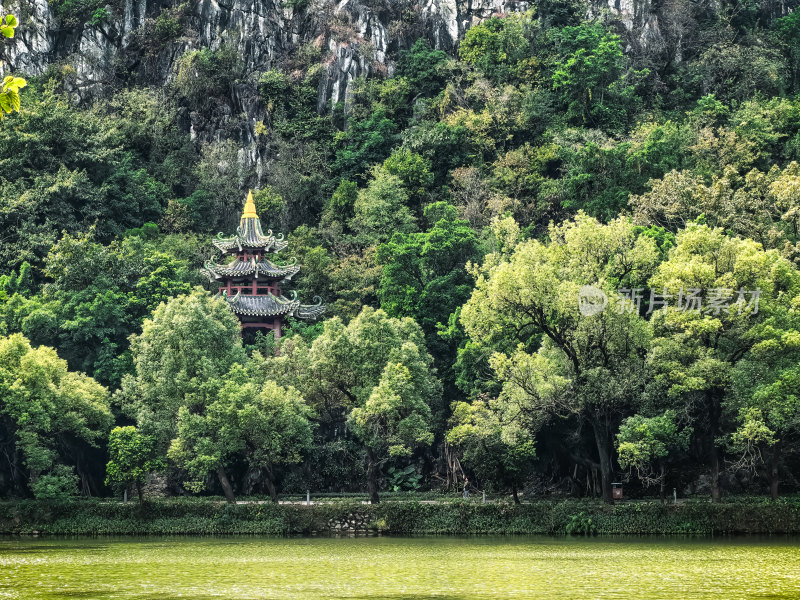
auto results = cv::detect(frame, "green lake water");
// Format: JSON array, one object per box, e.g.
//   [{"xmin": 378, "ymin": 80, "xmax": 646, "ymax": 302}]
[{"xmin": 1, "ymin": 535, "xmax": 798, "ymax": 600}]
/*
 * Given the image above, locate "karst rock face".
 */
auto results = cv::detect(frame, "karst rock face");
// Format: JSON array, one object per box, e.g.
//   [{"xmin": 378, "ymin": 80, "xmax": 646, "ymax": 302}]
[
  {"xmin": 0, "ymin": 0, "xmax": 664, "ymax": 172},
  {"xmin": 0, "ymin": 1, "xmax": 541, "ymax": 99}
]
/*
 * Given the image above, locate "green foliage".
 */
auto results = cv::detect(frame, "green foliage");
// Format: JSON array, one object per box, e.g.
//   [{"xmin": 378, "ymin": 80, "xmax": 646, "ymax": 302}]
[
  {"xmin": 0, "ymin": 230, "xmax": 194, "ymax": 387},
  {"xmin": 0, "ymin": 75, "xmax": 26, "ymax": 121},
  {"xmin": 376, "ymin": 202, "xmax": 479, "ymax": 335},
  {"xmin": 688, "ymin": 44, "xmax": 785, "ymax": 105},
  {"xmin": 48, "ymin": 0, "xmax": 105, "ymax": 26},
  {"xmin": 447, "ymin": 397, "xmax": 536, "ymax": 494},
  {"xmin": 333, "ymin": 108, "xmax": 398, "ymax": 182},
  {"xmin": 169, "ymin": 366, "xmax": 313, "ymax": 501},
  {"xmin": 565, "ymin": 512, "xmax": 597, "ymax": 535},
  {"xmin": 130, "ymin": 3, "xmax": 189, "ymax": 57},
  {"xmin": 175, "ymin": 46, "xmax": 242, "ymax": 108},
  {"xmin": 4, "ymin": 498, "xmax": 800, "ymax": 535},
  {"xmin": 617, "ymin": 411, "xmax": 691, "ymax": 487},
  {"xmin": 463, "ymin": 213, "xmax": 659, "ymax": 500},
  {"xmin": 259, "ymin": 306, "xmax": 441, "ymax": 501},
  {"xmin": 106, "ymin": 426, "xmax": 163, "ymax": 500},
  {"xmin": 0, "ymin": 85, "xmax": 191, "ymax": 272},
  {"xmin": 252, "ymin": 186, "xmax": 284, "ymax": 230},
  {"xmin": 29, "ymin": 464, "xmax": 81, "ymax": 500},
  {"xmin": 259, "ymin": 67, "xmax": 332, "ymax": 142},
  {"xmin": 551, "ymin": 24, "xmax": 647, "ymax": 129},
  {"xmin": 376, "ymin": 201, "xmax": 481, "ymax": 394},
  {"xmin": 119, "ymin": 288, "xmax": 246, "ymax": 449},
  {"xmin": 88, "ymin": 7, "xmax": 107, "ymax": 25},
  {"xmin": 351, "ymin": 169, "xmax": 417, "ymax": 244},
  {"xmin": 459, "ymin": 14, "xmax": 534, "ymax": 83},
  {"xmin": 349, "ymin": 361, "xmax": 435, "ymax": 458},
  {"xmin": 323, "ymin": 178, "xmax": 358, "ymax": 224},
  {"xmin": 396, "ymin": 40, "xmax": 449, "ymax": 97},
  {"xmin": 0, "ymin": 14, "xmax": 24, "ymax": 120},
  {"xmin": 0, "ymin": 14, "xmax": 18, "ymax": 38},
  {"xmin": 0, "ymin": 262, "xmax": 33, "ymax": 297},
  {"xmin": 382, "ymin": 148, "xmax": 434, "ymax": 211},
  {"xmin": 282, "ymin": 0, "xmax": 311, "ymax": 10},
  {"xmin": 0, "ymin": 334, "xmax": 112, "ymax": 498},
  {"xmin": 4, "ymin": 4, "xmax": 800, "ymax": 504},
  {"xmin": 386, "ymin": 465, "xmax": 422, "ymax": 492},
  {"xmin": 774, "ymin": 13, "xmax": 800, "ymax": 92}
]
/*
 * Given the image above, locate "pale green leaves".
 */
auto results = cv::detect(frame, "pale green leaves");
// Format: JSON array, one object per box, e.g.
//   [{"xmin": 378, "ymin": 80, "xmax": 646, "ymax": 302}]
[
  {"xmin": 0, "ymin": 14, "xmax": 18, "ymax": 38},
  {"xmin": 0, "ymin": 70, "xmax": 26, "ymax": 120},
  {"xmin": 0, "ymin": 333, "xmax": 112, "ymax": 498},
  {"xmin": 168, "ymin": 366, "xmax": 313, "ymax": 490},
  {"xmin": 616, "ymin": 410, "xmax": 691, "ymax": 473},
  {"xmin": 730, "ymin": 407, "xmax": 778, "ymax": 450},
  {"xmin": 105, "ymin": 426, "xmax": 163, "ymax": 492},
  {"xmin": 349, "ymin": 361, "xmax": 434, "ymax": 458},
  {"xmin": 0, "ymin": 15, "xmax": 27, "ymax": 119},
  {"xmin": 119, "ymin": 288, "xmax": 246, "ymax": 448}
]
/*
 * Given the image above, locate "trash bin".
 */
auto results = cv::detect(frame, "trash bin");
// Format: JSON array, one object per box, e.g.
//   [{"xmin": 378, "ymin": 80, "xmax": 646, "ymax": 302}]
[{"xmin": 612, "ymin": 483, "xmax": 623, "ymax": 500}]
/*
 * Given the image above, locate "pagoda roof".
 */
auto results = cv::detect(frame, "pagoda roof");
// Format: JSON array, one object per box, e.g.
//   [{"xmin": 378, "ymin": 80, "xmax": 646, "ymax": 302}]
[
  {"xmin": 212, "ymin": 225, "xmax": 289, "ymax": 253},
  {"xmin": 221, "ymin": 290, "xmax": 325, "ymax": 320},
  {"xmin": 212, "ymin": 190, "xmax": 290, "ymax": 253},
  {"xmin": 202, "ymin": 257, "xmax": 300, "ymax": 281}
]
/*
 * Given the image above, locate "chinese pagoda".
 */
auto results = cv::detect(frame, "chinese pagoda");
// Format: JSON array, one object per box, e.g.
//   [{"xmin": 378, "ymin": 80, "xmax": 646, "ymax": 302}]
[{"xmin": 202, "ymin": 190, "xmax": 325, "ymax": 339}]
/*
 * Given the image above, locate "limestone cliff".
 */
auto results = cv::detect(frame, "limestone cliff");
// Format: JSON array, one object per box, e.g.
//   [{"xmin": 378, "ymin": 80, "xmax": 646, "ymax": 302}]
[
  {"xmin": 2, "ymin": 0, "xmax": 533, "ymax": 102},
  {"xmin": 0, "ymin": 0, "xmax": 670, "ymax": 177}
]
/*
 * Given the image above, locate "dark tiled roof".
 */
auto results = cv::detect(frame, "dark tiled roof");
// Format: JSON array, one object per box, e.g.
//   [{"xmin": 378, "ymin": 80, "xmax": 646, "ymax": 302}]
[
  {"xmin": 202, "ymin": 257, "xmax": 300, "ymax": 280},
  {"xmin": 221, "ymin": 291, "xmax": 325, "ymax": 320}
]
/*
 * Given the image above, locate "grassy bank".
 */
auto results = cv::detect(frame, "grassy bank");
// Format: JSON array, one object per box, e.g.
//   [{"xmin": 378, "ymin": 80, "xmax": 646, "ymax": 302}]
[{"xmin": 2, "ymin": 497, "xmax": 800, "ymax": 536}]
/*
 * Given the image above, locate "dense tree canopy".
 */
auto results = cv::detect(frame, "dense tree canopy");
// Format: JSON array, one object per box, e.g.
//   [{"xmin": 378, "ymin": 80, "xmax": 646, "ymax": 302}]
[
  {"xmin": 119, "ymin": 289, "xmax": 246, "ymax": 450},
  {"xmin": 0, "ymin": 334, "xmax": 111, "ymax": 498}
]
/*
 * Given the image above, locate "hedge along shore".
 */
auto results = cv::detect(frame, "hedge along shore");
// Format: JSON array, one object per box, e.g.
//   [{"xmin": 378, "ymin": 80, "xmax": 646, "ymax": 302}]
[{"xmin": 2, "ymin": 498, "xmax": 800, "ymax": 536}]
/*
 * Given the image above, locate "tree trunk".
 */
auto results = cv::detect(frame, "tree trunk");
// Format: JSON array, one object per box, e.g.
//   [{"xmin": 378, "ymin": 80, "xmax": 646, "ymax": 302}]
[
  {"xmin": 366, "ymin": 448, "xmax": 380, "ymax": 504},
  {"xmin": 264, "ymin": 465, "xmax": 278, "ymax": 503},
  {"xmin": 136, "ymin": 481, "xmax": 143, "ymax": 503},
  {"xmin": 710, "ymin": 445, "xmax": 721, "ymax": 503},
  {"xmin": 216, "ymin": 464, "xmax": 236, "ymax": 503},
  {"xmin": 592, "ymin": 422, "xmax": 614, "ymax": 503},
  {"xmin": 2, "ymin": 442, "xmax": 24, "ymax": 497},
  {"xmin": 708, "ymin": 391, "xmax": 722, "ymax": 503},
  {"xmin": 769, "ymin": 442, "xmax": 781, "ymax": 500},
  {"xmin": 512, "ymin": 483, "xmax": 521, "ymax": 504},
  {"xmin": 659, "ymin": 463, "xmax": 666, "ymax": 503}
]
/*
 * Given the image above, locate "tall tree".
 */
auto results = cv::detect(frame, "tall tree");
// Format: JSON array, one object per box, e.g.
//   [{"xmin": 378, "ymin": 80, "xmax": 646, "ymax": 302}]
[
  {"xmin": 376, "ymin": 202, "xmax": 482, "ymax": 393},
  {"xmin": 169, "ymin": 365, "xmax": 313, "ymax": 503},
  {"xmin": 616, "ymin": 411, "xmax": 691, "ymax": 501},
  {"xmin": 261, "ymin": 307, "xmax": 441, "ymax": 502},
  {"xmin": 646, "ymin": 223, "xmax": 800, "ymax": 500},
  {"xmin": 461, "ymin": 213, "xmax": 660, "ymax": 501},
  {"xmin": 0, "ymin": 334, "xmax": 111, "ymax": 498},
  {"xmin": 119, "ymin": 288, "xmax": 246, "ymax": 501},
  {"xmin": 349, "ymin": 362, "xmax": 434, "ymax": 503},
  {"xmin": 105, "ymin": 426, "xmax": 163, "ymax": 502},
  {"xmin": 447, "ymin": 396, "xmax": 537, "ymax": 502}
]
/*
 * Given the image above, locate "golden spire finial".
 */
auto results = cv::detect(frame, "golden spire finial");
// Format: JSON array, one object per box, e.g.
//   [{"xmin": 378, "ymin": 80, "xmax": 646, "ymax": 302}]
[{"xmin": 241, "ymin": 189, "xmax": 258, "ymax": 219}]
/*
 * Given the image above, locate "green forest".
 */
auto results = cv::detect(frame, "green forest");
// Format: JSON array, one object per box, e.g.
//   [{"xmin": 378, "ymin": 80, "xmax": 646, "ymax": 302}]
[{"xmin": 2, "ymin": 1, "xmax": 800, "ymax": 505}]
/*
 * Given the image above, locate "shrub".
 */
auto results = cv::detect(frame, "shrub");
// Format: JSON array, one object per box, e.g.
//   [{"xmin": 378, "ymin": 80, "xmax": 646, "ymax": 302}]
[
  {"xmin": 174, "ymin": 46, "xmax": 242, "ymax": 108},
  {"xmin": 2, "ymin": 498, "xmax": 800, "ymax": 536},
  {"xmin": 565, "ymin": 512, "xmax": 597, "ymax": 535}
]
